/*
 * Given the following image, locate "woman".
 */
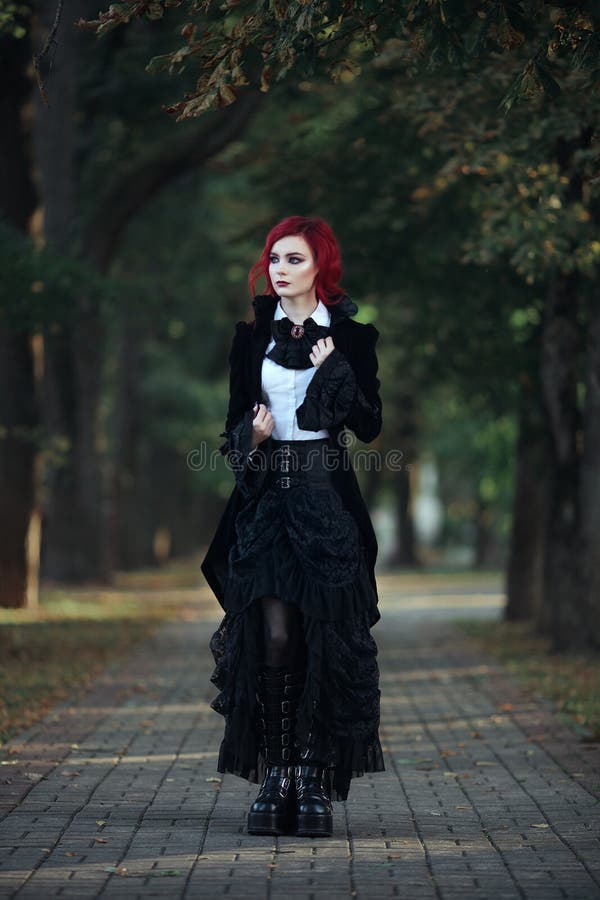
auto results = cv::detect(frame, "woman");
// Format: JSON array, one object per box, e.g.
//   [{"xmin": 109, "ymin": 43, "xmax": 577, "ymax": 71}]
[{"xmin": 200, "ymin": 215, "xmax": 384, "ymax": 838}]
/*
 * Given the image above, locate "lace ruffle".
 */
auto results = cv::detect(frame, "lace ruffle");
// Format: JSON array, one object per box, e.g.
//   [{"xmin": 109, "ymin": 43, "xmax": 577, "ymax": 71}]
[
  {"xmin": 209, "ymin": 604, "xmax": 385, "ymax": 802},
  {"xmin": 223, "ymin": 479, "xmax": 380, "ymax": 626},
  {"xmin": 295, "ymin": 331, "xmax": 382, "ymax": 443},
  {"xmin": 295, "ymin": 348, "xmax": 357, "ymax": 432},
  {"xmin": 218, "ymin": 408, "xmax": 267, "ymax": 500}
]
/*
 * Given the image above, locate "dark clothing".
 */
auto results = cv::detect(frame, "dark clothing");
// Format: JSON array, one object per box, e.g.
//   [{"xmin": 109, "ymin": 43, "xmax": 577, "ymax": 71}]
[
  {"xmin": 201, "ymin": 293, "xmax": 383, "ymax": 607},
  {"xmin": 200, "ymin": 294, "xmax": 385, "ymax": 801}
]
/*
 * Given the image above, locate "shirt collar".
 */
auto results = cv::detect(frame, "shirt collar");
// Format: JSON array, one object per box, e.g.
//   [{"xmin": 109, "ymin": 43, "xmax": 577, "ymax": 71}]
[{"xmin": 275, "ymin": 297, "xmax": 331, "ymax": 325}]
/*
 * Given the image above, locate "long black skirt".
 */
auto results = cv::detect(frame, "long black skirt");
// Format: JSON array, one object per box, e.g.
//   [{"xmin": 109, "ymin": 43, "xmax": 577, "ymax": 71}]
[{"xmin": 208, "ymin": 437, "xmax": 385, "ymax": 802}]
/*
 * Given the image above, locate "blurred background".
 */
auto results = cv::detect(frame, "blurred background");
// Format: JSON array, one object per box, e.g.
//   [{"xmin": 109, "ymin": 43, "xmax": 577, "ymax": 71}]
[{"xmin": 1, "ymin": 2, "xmax": 598, "ymax": 742}]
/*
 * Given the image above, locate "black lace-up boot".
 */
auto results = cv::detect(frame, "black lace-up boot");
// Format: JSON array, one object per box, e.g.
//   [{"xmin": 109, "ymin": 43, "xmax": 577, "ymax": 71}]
[
  {"xmin": 293, "ymin": 724, "xmax": 333, "ymax": 837},
  {"xmin": 247, "ymin": 667, "xmax": 304, "ymax": 835}
]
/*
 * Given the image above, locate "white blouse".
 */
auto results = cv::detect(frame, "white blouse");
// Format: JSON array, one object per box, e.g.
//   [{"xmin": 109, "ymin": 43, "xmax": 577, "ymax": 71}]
[{"xmin": 253, "ymin": 298, "xmax": 331, "ymax": 447}]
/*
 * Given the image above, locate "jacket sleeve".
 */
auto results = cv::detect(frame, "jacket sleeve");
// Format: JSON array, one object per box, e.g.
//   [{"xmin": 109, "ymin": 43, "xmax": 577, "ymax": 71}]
[
  {"xmin": 218, "ymin": 322, "xmax": 264, "ymax": 497},
  {"xmin": 295, "ymin": 323, "xmax": 382, "ymax": 443}
]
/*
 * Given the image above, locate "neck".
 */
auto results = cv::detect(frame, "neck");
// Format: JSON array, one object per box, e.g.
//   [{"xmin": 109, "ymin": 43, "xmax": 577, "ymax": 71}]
[{"xmin": 280, "ymin": 293, "xmax": 319, "ymax": 323}]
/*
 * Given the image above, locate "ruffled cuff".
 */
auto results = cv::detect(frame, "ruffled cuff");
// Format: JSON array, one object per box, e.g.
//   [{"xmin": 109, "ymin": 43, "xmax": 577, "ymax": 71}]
[
  {"xmin": 218, "ymin": 409, "xmax": 264, "ymax": 499},
  {"xmin": 295, "ymin": 348, "xmax": 357, "ymax": 432}
]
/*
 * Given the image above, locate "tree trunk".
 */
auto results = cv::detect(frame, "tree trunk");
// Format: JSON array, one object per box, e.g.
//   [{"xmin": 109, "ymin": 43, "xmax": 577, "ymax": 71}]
[
  {"xmin": 539, "ymin": 270, "xmax": 583, "ymax": 650},
  {"xmin": 0, "ymin": 30, "xmax": 40, "ymax": 608},
  {"xmin": 505, "ymin": 368, "xmax": 550, "ymax": 623},
  {"xmin": 473, "ymin": 494, "xmax": 494, "ymax": 567},
  {"xmin": 0, "ymin": 331, "xmax": 38, "ymax": 607},
  {"xmin": 32, "ymin": 0, "xmax": 110, "ymax": 582},
  {"xmin": 388, "ymin": 468, "xmax": 420, "ymax": 567},
  {"xmin": 111, "ymin": 304, "xmax": 156, "ymax": 570},
  {"xmin": 580, "ymin": 283, "xmax": 600, "ymax": 649}
]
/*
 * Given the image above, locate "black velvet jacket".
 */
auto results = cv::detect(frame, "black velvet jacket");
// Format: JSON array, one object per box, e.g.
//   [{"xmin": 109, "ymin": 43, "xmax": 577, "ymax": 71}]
[{"xmin": 200, "ymin": 292, "xmax": 383, "ymax": 608}]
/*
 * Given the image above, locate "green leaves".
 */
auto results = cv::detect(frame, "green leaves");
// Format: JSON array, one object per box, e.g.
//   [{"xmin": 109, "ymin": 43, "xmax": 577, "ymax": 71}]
[
  {"xmin": 0, "ymin": 2, "xmax": 29, "ymax": 38},
  {"xmin": 75, "ymin": 2, "xmax": 599, "ymax": 120}
]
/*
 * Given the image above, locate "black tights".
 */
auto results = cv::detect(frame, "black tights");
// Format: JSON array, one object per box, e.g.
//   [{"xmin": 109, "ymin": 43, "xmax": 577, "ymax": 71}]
[{"xmin": 260, "ymin": 595, "xmax": 307, "ymax": 670}]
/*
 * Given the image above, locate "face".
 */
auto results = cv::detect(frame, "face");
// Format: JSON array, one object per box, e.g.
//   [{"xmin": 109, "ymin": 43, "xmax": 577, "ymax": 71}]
[{"xmin": 268, "ymin": 234, "xmax": 319, "ymax": 302}]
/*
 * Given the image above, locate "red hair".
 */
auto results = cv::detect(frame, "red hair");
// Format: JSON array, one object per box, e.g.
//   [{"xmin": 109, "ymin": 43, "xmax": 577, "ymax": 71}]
[{"xmin": 247, "ymin": 215, "xmax": 346, "ymax": 306}]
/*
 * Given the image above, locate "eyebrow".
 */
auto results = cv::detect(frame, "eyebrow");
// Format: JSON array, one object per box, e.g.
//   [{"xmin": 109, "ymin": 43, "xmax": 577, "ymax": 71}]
[{"xmin": 269, "ymin": 251, "xmax": 306, "ymax": 257}]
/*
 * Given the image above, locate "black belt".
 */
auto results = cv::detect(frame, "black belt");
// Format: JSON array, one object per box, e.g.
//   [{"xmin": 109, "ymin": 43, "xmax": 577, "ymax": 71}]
[{"xmin": 268, "ymin": 439, "xmax": 334, "ymax": 491}]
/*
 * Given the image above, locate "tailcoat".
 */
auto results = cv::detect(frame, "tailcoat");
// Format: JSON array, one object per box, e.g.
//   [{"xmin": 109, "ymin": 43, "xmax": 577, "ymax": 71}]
[{"xmin": 200, "ymin": 291, "xmax": 383, "ymax": 612}]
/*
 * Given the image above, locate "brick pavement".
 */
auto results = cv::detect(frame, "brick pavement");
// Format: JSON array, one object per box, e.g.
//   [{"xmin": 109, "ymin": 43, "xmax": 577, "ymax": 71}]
[{"xmin": 0, "ymin": 575, "xmax": 599, "ymax": 899}]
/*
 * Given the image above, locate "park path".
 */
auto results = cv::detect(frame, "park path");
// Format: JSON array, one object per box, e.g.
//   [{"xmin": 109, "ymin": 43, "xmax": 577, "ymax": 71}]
[{"xmin": 0, "ymin": 573, "xmax": 599, "ymax": 899}]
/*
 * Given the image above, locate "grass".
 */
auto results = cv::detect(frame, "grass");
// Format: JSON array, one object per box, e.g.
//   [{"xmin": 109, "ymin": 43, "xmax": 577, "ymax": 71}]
[
  {"xmin": 455, "ymin": 617, "xmax": 600, "ymax": 741},
  {"xmin": 0, "ymin": 554, "xmax": 216, "ymax": 747}
]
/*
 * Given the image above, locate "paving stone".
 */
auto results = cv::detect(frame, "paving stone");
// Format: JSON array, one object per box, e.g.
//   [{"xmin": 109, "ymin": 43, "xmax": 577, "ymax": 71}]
[{"xmin": 0, "ymin": 575, "xmax": 599, "ymax": 898}]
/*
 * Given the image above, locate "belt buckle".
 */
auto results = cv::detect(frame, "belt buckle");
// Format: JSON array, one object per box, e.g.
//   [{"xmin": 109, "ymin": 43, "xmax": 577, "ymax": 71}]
[{"xmin": 280, "ymin": 475, "xmax": 291, "ymax": 489}]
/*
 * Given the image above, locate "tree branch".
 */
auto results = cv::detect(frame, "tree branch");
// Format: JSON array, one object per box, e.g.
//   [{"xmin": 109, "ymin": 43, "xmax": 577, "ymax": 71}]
[
  {"xmin": 32, "ymin": 0, "xmax": 64, "ymax": 105},
  {"xmin": 84, "ymin": 88, "xmax": 263, "ymax": 270}
]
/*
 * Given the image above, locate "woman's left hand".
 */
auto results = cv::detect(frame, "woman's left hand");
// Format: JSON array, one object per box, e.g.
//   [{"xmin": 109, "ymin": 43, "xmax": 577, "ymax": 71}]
[{"xmin": 310, "ymin": 336, "xmax": 335, "ymax": 368}]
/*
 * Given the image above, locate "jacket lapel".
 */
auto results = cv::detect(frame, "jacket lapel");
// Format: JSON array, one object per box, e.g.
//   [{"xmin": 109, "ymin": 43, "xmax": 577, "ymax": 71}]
[{"xmin": 249, "ymin": 293, "xmax": 358, "ymax": 402}]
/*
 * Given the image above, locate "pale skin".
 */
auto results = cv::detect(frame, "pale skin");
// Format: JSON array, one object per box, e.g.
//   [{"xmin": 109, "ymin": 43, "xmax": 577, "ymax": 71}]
[{"xmin": 250, "ymin": 233, "xmax": 336, "ymax": 450}]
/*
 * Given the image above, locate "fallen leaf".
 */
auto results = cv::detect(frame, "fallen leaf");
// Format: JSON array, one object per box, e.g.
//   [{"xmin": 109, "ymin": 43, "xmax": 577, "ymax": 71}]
[
  {"xmin": 65, "ymin": 851, "xmax": 79, "ymax": 857},
  {"xmin": 104, "ymin": 865, "xmax": 128, "ymax": 876},
  {"xmin": 95, "ymin": 837, "xmax": 109, "ymax": 843},
  {"xmin": 96, "ymin": 819, "xmax": 107, "ymax": 826},
  {"xmin": 530, "ymin": 823, "xmax": 549, "ymax": 828}
]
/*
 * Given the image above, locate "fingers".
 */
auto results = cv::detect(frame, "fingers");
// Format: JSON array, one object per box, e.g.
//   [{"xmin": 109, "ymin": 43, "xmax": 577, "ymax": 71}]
[
  {"xmin": 252, "ymin": 403, "xmax": 273, "ymax": 429},
  {"xmin": 253, "ymin": 402, "xmax": 268, "ymax": 419},
  {"xmin": 310, "ymin": 336, "xmax": 335, "ymax": 367},
  {"xmin": 311, "ymin": 336, "xmax": 334, "ymax": 353}
]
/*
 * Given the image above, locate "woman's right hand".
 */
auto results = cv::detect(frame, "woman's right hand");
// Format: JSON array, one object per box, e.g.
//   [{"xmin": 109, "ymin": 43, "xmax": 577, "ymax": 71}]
[{"xmin": 251, "ymin": 402, "xmax": 274, "ymax": 449}]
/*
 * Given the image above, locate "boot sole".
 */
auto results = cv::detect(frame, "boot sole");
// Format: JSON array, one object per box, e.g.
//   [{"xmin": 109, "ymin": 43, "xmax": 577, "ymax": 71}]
[
  {"xmin": 296, "ymin": 813, "xmax": 333, "ymax": 837},
  {"xmin": 247, "ymin": 811, "xmax": 294, "ymax": 835}
]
